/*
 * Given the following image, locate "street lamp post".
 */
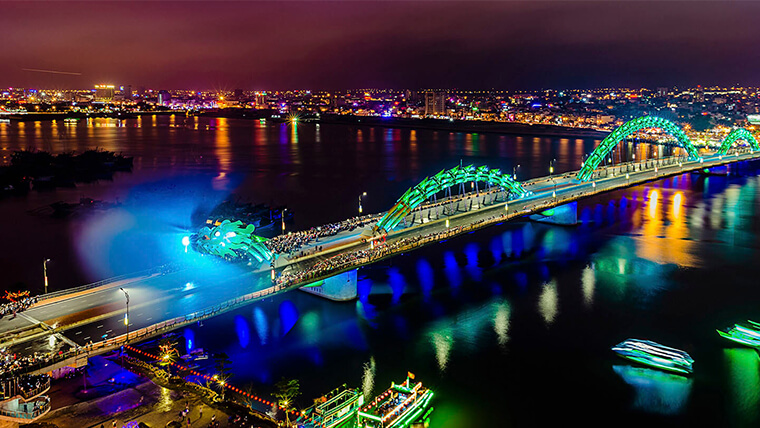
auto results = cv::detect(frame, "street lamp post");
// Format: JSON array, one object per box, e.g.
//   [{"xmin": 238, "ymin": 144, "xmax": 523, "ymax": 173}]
[
  {"xmin": 119, "ymin": 288, "xmax": 129, "ymax": 342},
  {"xmin": 549, "ymin": 159, "xmax": 557, "ymax": 198},
  {"xmin": 43, "ymin": 259, "xmax": 51, "ymax": 294},
  {"xmin": 281, "ymin": 208, "xmax": 288, "ymax": 233},
  {"xmin": 358, "ymin": 192, "xmax": 367, "ymax": 214},
  {"xmin": 512, "ymin": 164, "xmax": 521, "ymax": 181},
  {"xmin": 119, "ymin": 287, "xmax": 129, "ymax": 369}
]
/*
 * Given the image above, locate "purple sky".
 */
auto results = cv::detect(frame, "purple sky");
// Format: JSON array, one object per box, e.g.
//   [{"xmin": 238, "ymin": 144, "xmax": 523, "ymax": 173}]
[{"xmin": 3, "ymin": 1, "xmax": 760, "ymax": 90}]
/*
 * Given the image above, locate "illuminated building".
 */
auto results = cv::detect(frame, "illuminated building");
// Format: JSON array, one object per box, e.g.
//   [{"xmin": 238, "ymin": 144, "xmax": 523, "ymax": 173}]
[
  {"xmin": 94, "ymin": 84, "xmax": 115, "ymax": 101},
  {"xmin": 158, "ymin": 90, "xmax": 171, "ymax": 106},
  {"xmin": 424, "ymin": 91, "xmax": 446, "ymax": 116}
]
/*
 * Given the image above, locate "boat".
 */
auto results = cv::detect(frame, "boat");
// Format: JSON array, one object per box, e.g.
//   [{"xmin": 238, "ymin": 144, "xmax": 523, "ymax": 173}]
[
  {"xmin": 63, "ymin": 118, "xmax": 79, "ymax": 124},
  {"xmin": 717, "ymin": 321, "xmax": 760, "ymax": 347},
  {"xmin": 190, "ymin": 348, "xmax": 208, "ymax": 360},
  {"xmin": 611, "ymin": 339, "xmax": 694, "ymax": 375},
  {"xmin": 180, "ymin": 348, "xmax": 209, "ymax": 362},
  {"xmin": 294, "ymin": 385, "xmax": 364, "ymax": 428},
  {"xmin": 357, "ymin": 374, "xmax": 434, "ymax": 428}
]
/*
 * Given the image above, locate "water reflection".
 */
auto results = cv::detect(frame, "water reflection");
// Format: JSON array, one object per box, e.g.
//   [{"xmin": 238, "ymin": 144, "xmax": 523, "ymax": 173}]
[
  {"xmin": 362, "ymin": 356, "xmax": 376, "ymax": 399},
  {"xmin": 538, "ymin": 280, "xmax": 558, "ymax": 325},
  {"xmin": 426, "ymin": 299, "xmax": 511, "ymax": 371},
  {"xmin": 613, "ymin": 365, "xmax": 693, "ymax": 415},
  {"xmin": 724, "ymin": 348, "xmax": 760, "ymax": 426},
  {"xmin": 493, "ymin": 302, "xmax": 511, "ymax": 347},
  {"xmin": 581, "ymin": 265, "xmax": 595, "ymax": 307}
]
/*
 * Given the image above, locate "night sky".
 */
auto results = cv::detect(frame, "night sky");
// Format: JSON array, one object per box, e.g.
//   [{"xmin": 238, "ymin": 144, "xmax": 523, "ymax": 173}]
[{"xmin": 3, "ymin": 1, "xmax": 760, "ymax": 90}]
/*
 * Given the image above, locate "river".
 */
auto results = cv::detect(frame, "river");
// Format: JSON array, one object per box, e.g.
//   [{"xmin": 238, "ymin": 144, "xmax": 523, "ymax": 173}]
[{"xmin": 1, "ymin": 116, "xmax": 759, "ymax": 426}]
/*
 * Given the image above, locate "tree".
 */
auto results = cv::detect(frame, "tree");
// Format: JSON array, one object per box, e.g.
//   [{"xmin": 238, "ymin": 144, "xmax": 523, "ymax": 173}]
[
  {"xmin": 213, "ymin": 353, "xmax": 233, "ymax": 401},
  {"xmin": 273, "ymin": 378, "xmax": 301, "ymax": 426},
  {"xmin": 158, "ymin": 338, "xmax": 179, "ymax": 376},
  {"xmin": 690, "ymin": 115, "xmax": 714, "ymax": 132}
]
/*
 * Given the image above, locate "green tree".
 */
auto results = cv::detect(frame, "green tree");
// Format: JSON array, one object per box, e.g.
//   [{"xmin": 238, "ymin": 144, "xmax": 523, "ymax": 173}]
[
  {"xmin": 273, "ymin": 378, "xmax": 301, "ymax": 426},
  {"xmin": 690, "ymin": 115, "xmax": 714, "ymax": 132},
  {"xmin": 213, "ymin": 353, "xmax": 233, "ymax": 401}
]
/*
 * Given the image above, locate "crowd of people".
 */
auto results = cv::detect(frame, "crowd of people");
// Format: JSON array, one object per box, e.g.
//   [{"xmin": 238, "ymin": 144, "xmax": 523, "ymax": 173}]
[
  {"xmin": 275, "ymin": 215, "xmax": 507, "ymax": 288},
  {"xmin": 17, "ymin": 373, "xmax": 49, "ymax": 397},
  {"xmin": 0, "ymin": 348, "xmax": 56, "ymax": 378},
  {"xmin": 265, "ymin": 213, "xmax": 381, "ymax": 255},
  {"xmin": 0, "ymin": 295, "xmax": 37, "ymax": 320}
]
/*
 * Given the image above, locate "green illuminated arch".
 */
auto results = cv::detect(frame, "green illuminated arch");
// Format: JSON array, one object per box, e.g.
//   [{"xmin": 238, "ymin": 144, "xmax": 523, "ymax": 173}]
[
  {"xmin": 576, "ymin": 116, "xmax": 701, "ymax": 182},
  {"xmin": 717, "ymin": 128, "xmax": 759, "ymax": 155},
  {"xmin": 374, "ymin": 164, "xmax": 528, "ymax": 233}
]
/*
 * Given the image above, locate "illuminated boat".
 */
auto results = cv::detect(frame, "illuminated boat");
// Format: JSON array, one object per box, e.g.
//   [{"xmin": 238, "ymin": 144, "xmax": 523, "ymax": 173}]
[
  {"xmin": 357, "ymin": 375, "xmax": 434, "ymax": 428},
  {"xmin": 611, "ymin": 339, "xmax": 694, "ymax": 375},
  {"xmin": 717, "ymin": 321, "xmax": 760, "ymax": 347},
  {"xmin": 295, "ymin": 385, "xmax": 364, "ymax": 428}
]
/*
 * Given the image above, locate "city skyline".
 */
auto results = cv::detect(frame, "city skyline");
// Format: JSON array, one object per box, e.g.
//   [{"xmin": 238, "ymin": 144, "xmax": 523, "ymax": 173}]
[{"xmin": 3, "ymin": 1, "xmax": 760, "ymax": 90}]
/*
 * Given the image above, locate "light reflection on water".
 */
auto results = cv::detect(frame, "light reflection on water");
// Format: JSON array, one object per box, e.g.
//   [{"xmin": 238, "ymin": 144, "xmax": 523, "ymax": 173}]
[
  {"xmin": 613, "ymin": 365, "xmax": 693, "ymax": 415},
  {"xmin": 724, "ymin": 348, "xmax": 760, "ymax": 427},
  {"xmin": 538, "ymin": 280, "xmax": 558, "ymax": 325},
  {"xmin": 4, "ymin": 117, "xmax": 760, "ymax": 424}
]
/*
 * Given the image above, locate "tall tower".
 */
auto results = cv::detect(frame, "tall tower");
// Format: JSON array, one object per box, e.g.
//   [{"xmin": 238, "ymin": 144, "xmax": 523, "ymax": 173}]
[{"xmin": 424, "ymin": 91, "xmax": 446, "ymax": 116}]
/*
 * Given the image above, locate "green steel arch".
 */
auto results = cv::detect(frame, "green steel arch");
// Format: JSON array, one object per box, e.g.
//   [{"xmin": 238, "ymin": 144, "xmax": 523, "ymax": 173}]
[
  {"xmin": 576, "ymin": 116, "xmax": 701, "ymax": 182},
  {"xmin": 717, "ymin": 128, "xmax": 759, "ymax": 155},
  {"xmin": 374, "ymin": 164, "xmax": 529, "ymax": 233}
]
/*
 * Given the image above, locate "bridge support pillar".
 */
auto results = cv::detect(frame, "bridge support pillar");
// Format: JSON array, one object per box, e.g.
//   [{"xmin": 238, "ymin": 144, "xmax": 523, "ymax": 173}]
[
  {"xmin": 529, "ymin": 201, "xmax": 578, "ymax": 225},
  {"xmin": 299, "ymin": 269, "xmax": 358, "ymax": 301}
]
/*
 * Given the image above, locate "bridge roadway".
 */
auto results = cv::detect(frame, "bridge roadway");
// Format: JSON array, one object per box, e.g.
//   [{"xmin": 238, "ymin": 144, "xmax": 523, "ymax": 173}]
[{"xmin": 1, "ymin": 149, "xmax": 758, "ymax": 366}]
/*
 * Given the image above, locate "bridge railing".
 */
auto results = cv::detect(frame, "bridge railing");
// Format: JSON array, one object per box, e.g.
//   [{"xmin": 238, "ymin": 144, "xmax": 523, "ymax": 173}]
[
  {"xmin": 36, "ymin": 264, "xmax": 179, "ymax": 302},
  {"xmin": 16, "ymin": 148, "xmax": 760, "ymax": 376},
  {"xmin": 14, "ymin": 279, "xmax": 293, "ymax": 376}
]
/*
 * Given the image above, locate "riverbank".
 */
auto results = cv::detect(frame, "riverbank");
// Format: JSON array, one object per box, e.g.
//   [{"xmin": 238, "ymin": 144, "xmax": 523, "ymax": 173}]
[
  {"xmin": 23, "ymin": 353, "xmax": 275, "ymax": 428},
  {"xmin": 318, "ymin": 114, "xmax": 610, "ymax": 138}
]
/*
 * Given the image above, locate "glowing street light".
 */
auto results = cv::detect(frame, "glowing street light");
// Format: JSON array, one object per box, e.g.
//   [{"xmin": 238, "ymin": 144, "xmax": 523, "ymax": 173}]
[
  {"xmin": 359, "ymin": 192, "xmax": 367, "ymax": 214},
  {"xmin": 512, "ymin": 164, "xmax": 521, "ymax": 180},
  {"xmin": 119, "ymin": 288, "xmax": 130, "ymax": 342},
  {"xmin": 281, "ymin": 208, "xmax": 288, "ymax": 233},
  {"xmin": 43, "ymin": 258, "xmax": 51, "ymax": 294},
  {"xmin": 182, "ymin": 236, "xmax": 190, "ymax": 253}
]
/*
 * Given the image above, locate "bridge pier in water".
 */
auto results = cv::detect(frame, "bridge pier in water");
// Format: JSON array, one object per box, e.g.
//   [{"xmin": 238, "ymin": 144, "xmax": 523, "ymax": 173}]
[
  {"xmin": 529, "ymin": 201, "xmax": 578, "ymax": 225},
  {"xmin": 299, "ymin": 269, "xmax": 358, "ymax": 301}
]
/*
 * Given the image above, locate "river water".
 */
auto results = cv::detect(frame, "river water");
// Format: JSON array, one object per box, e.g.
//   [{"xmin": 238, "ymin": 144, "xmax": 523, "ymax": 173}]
[{"xmin": 1, "ymin": 116, "xmax": 759, "ymax": 427}]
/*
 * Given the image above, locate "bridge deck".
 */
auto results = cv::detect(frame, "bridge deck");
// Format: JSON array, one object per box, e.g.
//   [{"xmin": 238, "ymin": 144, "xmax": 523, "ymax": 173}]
[{"xmin": 2, "ymin": 149, "xmax": 758, "ymax": 374}]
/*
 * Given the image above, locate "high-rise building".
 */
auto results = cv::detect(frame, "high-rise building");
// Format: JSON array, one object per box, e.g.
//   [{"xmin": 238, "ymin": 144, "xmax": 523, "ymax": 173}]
[
  {"xmin": 657, "ymin": 87, "xmax": 669, "ymax": 97},
  {"xmin": 424, "ymin": 91, "xmax": 447, "ymax": 116},
  {"xmin": 94, "ymin": 84, "xmax": 115, "ymax": 101},
  {"xmin": 255, "ymin": 91, "xmax": 268, "ymax": 108},
  {"xmin": 122, "ymin": 85, "xmax": 132, "ymax": 99},
  {"xmin": 233, "ymin": 88, "xmax": 244, "ymax": 100},
  {"xmin": 158, "ymin": 90, "xmax": 171, "ymax": 106},
  {"xmin": 694, "ymin": 86, "xmax": 705, "ymax": 102}
]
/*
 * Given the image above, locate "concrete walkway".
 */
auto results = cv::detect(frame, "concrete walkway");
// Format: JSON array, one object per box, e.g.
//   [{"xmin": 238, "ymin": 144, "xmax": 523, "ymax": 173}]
[{"xmin": 0, "ymin": 355, "xmax": 236, "ymax": 428}]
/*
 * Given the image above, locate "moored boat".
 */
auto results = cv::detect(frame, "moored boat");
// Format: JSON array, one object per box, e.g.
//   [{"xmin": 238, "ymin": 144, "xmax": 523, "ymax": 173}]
[
  {"xmin": 294, "ymin": 385, "xmax": 364, "ymax": 428},
  {"xmin": 357, "ymin": 374, "xmax": 433, "ymax": 428},
  {"xmin": 611, "ymin": 339, "xmax": 694, "ymax": 375},
  {"xmin": 717, "ymin": 321, "xmax": 760, "ymax": 347}
]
